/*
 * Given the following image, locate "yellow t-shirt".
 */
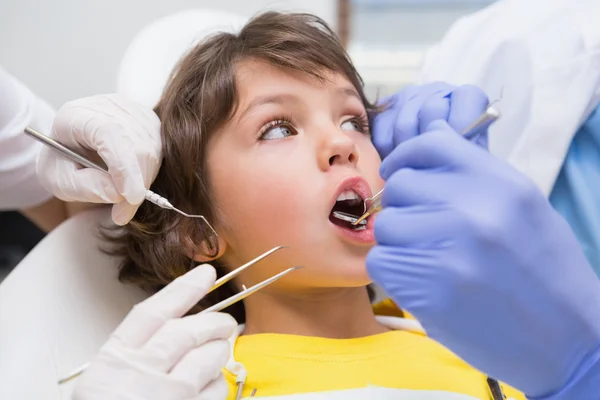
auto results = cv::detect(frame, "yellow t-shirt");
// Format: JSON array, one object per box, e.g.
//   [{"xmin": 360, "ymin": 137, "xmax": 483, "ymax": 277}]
[{"xmin": 224, "ymin": 301, "xmax": 525, "ymax": 400}]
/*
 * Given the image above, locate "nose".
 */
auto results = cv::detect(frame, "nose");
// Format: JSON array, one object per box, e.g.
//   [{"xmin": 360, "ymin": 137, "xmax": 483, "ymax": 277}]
[{"xmin": 317, "ymin": 126, "xmax": 359, "ymax": 171}]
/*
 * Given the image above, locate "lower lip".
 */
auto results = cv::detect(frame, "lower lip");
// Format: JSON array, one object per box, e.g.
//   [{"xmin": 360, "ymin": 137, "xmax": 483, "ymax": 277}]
[{"xmin": 329, "ymin": 217, "xmax": 375, "ymax": 245}]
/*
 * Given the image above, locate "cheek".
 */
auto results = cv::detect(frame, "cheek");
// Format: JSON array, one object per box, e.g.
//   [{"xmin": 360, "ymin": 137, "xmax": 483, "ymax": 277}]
[
  {"xmin": 208, "ymin": 152, "xmax": 310, "ymax": 248},
  {"xmin": 359, "ymin": 140, "xmax": 385, "ymax": 191}
]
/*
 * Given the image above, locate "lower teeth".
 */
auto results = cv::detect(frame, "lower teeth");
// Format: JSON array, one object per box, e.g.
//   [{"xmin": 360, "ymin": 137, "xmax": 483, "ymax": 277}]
[{"xmin": 331, "ymin": 211, "xmax": 367, "ymax": 230}]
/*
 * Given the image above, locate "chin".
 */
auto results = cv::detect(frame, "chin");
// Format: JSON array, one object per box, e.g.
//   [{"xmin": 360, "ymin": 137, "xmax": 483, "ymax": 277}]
[
  {"xmin": 341, "ymin": 269, "xmax": 372, "ymax": 286},
  {"xmin": 321, "ymin": 258, "xmax": 372, "ymax": 287}
]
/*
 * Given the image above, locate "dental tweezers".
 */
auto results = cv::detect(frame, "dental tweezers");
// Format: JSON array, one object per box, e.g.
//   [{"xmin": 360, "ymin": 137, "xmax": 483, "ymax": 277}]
[
  {"xmin": 57, "ymin": 246, "xmax": 299, "ymax": 385},
  {"xmin": 351, "ymin": 105, "xmax": 501, "ymax": 226}
]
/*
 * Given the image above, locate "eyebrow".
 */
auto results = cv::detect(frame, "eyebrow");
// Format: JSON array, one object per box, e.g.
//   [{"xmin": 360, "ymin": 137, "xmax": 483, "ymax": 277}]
[
  {"xmin": 238, "ymin": 86, "xmax": 362, "ymax": 121},
  {"xmin": 238, "ymin": 95, "xmax": 290, "ymax": 121},
  {"xmin": 336, "ymin": 87, "xmax": 362, "ymax": 102}
]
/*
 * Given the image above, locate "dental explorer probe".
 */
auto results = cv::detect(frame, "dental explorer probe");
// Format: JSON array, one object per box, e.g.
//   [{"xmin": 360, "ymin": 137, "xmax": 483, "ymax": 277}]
[
  {"xmin": 23, "ymin": 126, "xmax": 218, "ymax": 239},
  {"xmin": 350, "ymin": 105, "xmax": 501, "ymax": 226}
]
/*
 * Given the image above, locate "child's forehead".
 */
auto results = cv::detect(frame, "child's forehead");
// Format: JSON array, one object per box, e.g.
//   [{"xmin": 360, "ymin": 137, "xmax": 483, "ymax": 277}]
[{"xmin": 234, "ymin": 58, "xmax": 359, "ymax": 102}]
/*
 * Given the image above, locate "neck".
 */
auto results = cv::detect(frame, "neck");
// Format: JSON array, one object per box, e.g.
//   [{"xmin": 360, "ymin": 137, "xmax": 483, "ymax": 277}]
[{"xmin": 242, "ymin": 286, "xmax": 388, "ymax": 338}]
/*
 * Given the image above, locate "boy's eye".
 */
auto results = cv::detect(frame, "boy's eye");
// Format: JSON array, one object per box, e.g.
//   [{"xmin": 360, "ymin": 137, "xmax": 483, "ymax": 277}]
[
  {"xmin": 260, "ymin": 123, "xmax": 297, "ymax": 140},
  {"xmin": 341, "ymin": 119, "xmax": 362, "ymax": 132},
  {"xmin": 341, "ymin": 117, "xmax": 370, "ymax": 134}
]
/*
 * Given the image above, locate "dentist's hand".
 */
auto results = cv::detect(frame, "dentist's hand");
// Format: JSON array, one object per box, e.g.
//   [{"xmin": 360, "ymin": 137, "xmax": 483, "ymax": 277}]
[
  {"xmin": 36, "ymin": 94, "xmax": 162, "ymax": 225},
  {"xmin": 366, "ymin": 121, "xmax": 600, "ymax": 399},
  {"xmin": 371, "ymin": 83, "xmax": 490, "ymax": 158},
  {"xmin": 72, "ymin": 266, "xmax": 237, "ymax": 400}
]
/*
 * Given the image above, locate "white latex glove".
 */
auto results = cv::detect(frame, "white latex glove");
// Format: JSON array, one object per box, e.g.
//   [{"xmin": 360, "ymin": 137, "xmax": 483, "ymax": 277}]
[
  {"xmin": 36, "ymin": 93, "xmax": 162, "ymax": 225},
  {"xmin": 73, "ymin": 265, "xmax": 237, "ymax": 400}
]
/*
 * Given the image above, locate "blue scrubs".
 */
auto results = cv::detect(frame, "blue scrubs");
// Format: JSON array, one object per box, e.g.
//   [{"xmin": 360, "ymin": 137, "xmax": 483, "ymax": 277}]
[{"xmin": 550, "ymin": 103, "xmax": 600, "ymax": 276}]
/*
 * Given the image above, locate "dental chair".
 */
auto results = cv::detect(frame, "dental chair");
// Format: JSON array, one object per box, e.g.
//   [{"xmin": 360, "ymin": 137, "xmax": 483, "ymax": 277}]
[{"xmin": 0, "ymin": 209, "xmax": 147, "ymax": 399}]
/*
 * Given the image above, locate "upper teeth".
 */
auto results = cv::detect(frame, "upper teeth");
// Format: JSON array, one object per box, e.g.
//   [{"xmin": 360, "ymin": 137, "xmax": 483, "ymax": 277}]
[{"xmin": 336, "ymin": 190, "xmax": 362, "ymax": 201}]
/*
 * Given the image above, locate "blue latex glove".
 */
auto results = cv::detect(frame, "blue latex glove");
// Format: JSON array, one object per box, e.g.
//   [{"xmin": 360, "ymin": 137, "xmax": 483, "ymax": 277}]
[
  {"xmin": 372, "ymin": 83, "xmax": 490, "ymax": 158},
  {"xmin": 366, "ymin": 120, "xmax": 600, "ymax": 400}
]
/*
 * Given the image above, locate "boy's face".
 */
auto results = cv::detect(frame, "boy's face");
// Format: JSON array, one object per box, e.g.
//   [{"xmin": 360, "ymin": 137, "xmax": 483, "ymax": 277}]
[{"xmin": 206, "ymin": 59, "xmax": 384, "ymax": 291}]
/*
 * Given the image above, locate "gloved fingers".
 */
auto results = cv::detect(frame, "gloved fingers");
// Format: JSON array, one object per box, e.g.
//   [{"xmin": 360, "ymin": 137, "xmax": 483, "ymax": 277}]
[
  {"xmin": 448, "ymin": 84, "xmax": 490, "ymax": 134},
  {"xmin": 144, "ymin": 314, "xmax": 236, "ymax": 371},
  {"xmin": 365, "ymin": 244, "xmax": 416, "ymax": 287},
  {"xmin": 53, "ymin": 95, "xmax": 161, "ymax": 206},
  {"xmin": 111, "ymin": 265, "xmax": 217, "ymax": 348},
  {"xmin": 471, "ymin": 130, "xmax": 489, "ymax": 150},
  {"xmin": 67, "ymin": 168, "xmax": 125, "ymax": 203},
  {"xmin": 426, "ymin": 118, "xmax": 492, "ymax": 152},
  {"xmin": 418, "ymin": 95, "xmax": 450, "ymax": 134},
  {"xmin": 372, "ymin": 83, "xmax": 452, "ymax": 158},
  {"xmin": 365, "ymin": 245, "xmax": 437, "ymax": 311},
  {"xmin": 393, "ymin": 84, "xmax": 454, "ymax": 146},
  {"xmin": 92, "ymin": 95, "xmax": 163, "ymax": 200},
  {"xmin": 106, "ymin": 93, "xmax": 162, "ymax": 140},
  {"xmin": 36, "ymin": 141, "xmax": 105, "ymax": 203},
  {"xmin": 111, "ymin": 200, "xmax": 142, "ymax": 226},
  {"xmin": 449, "ymin": 85, "xmax": 491, "ymax": 149},
  {"xmin": 169, "ymin": 340, "xmax": 230, "ymax": 390},
  {"xmin": 39, "ymin": 154, "xmax": 124, "ymax": 204},
  {"xmin": 382, "ymin": 168, "xmax": 445, "ymax": 207},
  {"xmin": 93, "ymin": 123, "xmax": 149, "ymax": 206},
  {"xmin": 75, "ymin": 344, "xmax": 198, "ymax": 400},
  {"xmin": 53, "ymin": 94, "xmax": 158, "ymax": 148},
  {"xmin": 188, "ymin": 374, "xmax": 229, "ymax": 400},
  {"xmin": 371, "ymin": 86, "xmax": 417, "ymax": 159},
  {"xmin": 51, "ymin": 105, "xmax": 97, "ymax": 153},
  {"xmin": 373, "ymin": 205, "xmax": 455, "ymax": 247},
  {"xmin": 380, "ymin": 121, "xmax": 464, "ymax": 180},
  {"xmin": 101, "ymin": 95, "xmax": 164, "ymax": 186}
]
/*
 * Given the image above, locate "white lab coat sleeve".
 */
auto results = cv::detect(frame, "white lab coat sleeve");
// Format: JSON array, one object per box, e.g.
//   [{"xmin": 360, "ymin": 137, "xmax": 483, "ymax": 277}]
[
  {"xmin": 418, "ymin": 0, "xmax": 600, "ymax": 197},
  {"xmin": 0, "ymin": 67, "xmax": 55, "ymax": 210}
]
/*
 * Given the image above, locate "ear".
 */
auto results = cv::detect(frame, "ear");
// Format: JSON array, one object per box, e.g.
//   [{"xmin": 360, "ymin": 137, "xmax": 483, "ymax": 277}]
[{"xmin": 188, "ymin": 232, "xmax": 227, "ymax": 263}]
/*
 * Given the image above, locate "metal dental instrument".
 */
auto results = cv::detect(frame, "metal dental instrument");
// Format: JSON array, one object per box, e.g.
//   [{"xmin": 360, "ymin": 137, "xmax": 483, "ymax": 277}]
[
  {"xmin": 351, "ymin": 188, "xmax": 384, "ymax": 226},
  {"xmin": 57, "ymin": 246, "xmax": 299, "ymax": 385},
  {"xmin": 202, "ymin": 265, "xmax": 302, "ymax": 314},
  {"xmin": 23, "ymin": 126, "xmax": 218, "ymax": 242},
  {"xmin": 209, "ymin": 245, "xmax": 285, "ymax": 292},
  {"xmin": 350, "ymin": 106, "xmax": 501, "ymax": 226},
  {"xmin": 460, "ymin": 106, "xmax": 501, "ymax": 141},
  {"xmin": 331, "ymin": 211, "xmax": 368, "ymax": 226}
]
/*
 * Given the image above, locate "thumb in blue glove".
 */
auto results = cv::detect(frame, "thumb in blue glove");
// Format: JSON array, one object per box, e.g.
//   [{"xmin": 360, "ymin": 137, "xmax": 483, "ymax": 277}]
[
  {"xmin": 371, "ymin": 83, "xmax": 490, "ymax": 159},
  {"xmin": 366, "ymin": 120, "xmax": 600, "ymax": 399}
]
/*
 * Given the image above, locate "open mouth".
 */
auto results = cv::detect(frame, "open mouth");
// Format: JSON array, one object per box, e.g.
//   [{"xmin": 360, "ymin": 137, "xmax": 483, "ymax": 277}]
[{"xmin": 328, "ymin": 189, "xmax": 367, "ymax": 231}]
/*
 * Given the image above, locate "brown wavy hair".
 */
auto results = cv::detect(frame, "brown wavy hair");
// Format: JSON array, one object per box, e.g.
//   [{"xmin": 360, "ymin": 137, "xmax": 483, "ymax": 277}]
[{"xmin": 103, "ymin": 11, "xmax": 378, "ymax": 323}]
